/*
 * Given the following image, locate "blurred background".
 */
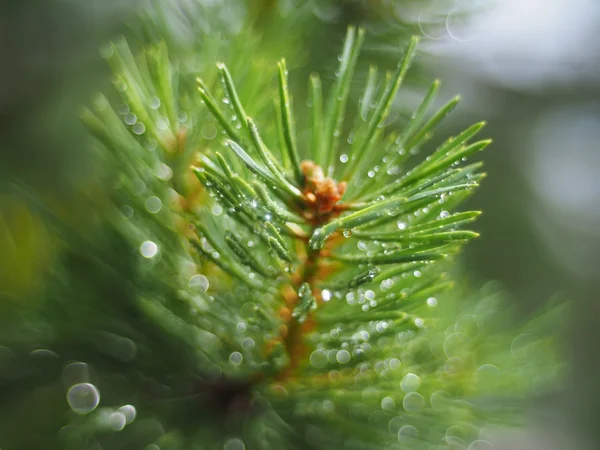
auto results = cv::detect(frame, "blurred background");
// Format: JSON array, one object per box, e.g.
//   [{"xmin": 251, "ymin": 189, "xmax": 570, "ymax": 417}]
[
  {"xmin": 1, "ymin": 0, "xmax": 598, "ymax": 448},
  {"xmin": 424, "ymin": 2, "xmax": 600, "ymax": 448}
]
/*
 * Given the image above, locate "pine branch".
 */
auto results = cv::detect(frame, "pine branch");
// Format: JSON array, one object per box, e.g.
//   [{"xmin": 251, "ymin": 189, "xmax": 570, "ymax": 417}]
[
  {"xmin": 1, "ymin": 13, "xmax": 563, "ymax": 448},
  {"xmin": 191, "ymin": 26, "xmax": 489, "ymax": 399}
]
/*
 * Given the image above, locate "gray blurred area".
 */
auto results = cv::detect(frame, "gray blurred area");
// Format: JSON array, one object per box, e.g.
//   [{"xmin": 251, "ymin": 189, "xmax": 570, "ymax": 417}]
[{"xmin": 0, "ymin": 0, "xmax": 139, "ymax": 190}]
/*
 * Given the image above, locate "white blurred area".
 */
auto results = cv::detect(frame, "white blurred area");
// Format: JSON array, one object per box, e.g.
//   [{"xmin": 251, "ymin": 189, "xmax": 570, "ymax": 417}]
[
  {"xmin": 408, "ymin": 3, "xmax": 600, "ymax": 447},
  {"xmin": 423, "ymin": 0, "xmax": 600, "ymax": 89},
  {"xmin": 416, "ymin": 0, "xmax": 600, "ymax": 283},
  {"xmin": 526, "ymin": 104, "xmax": 600, "ymax": 281}
]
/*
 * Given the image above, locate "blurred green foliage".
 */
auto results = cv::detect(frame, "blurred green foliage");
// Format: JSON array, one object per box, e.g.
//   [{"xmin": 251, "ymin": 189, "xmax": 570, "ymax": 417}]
[{"xmin": 0, "ymin": 1, "xmax": 571, "ymax": 449}]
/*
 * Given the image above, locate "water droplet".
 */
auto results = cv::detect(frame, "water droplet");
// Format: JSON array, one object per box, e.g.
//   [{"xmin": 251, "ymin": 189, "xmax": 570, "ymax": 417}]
[
  {"xmin": 398, "ymin": 425, "xmax": 419, "ymax": 443},
  {"xmin": 476, "ymin": 364, "xmax": 501, "ymax": 384},
  {"xmin": 415, "ymin": 318, "xmax": 425, "ymax": 328},
  {"xmin": 322, "ymin": 289, "xmax": 332, "ymax": 302},
  {"xmin": 222, "ymin": 98, "xmax": 230, "ymax": 105},
  {"xmin": 339, "ymin": 154, "xmax": 349, "ymax": 163},
  {"xmin": 118, "ymin": 404, "xmax": 137, "ymax": 424},
  {"xmin": 229, "ymin": 352, "xmax": 243, "ymax": 365},
  {"xmin": 189, "ymin": 274, "xmax": 209, "ymax": 291},
  {"xmin": 389, "ymin": 358, "xmax": 401, "ymax": 370},
  {"xmin": 124, "ymin": 113, "xmax": 137, "ymax": 125},
  {"xmin": 314, "ymin": 2, "xmax": 341, "ymax": 22},
  {"xmin": 439, "ymin": 210, "xmax": 450, "ymax": 219},
  {"xmin": 114, "ymin": 78, "xmax": 127, "ymax": 92},
  {"xmin": 445, "ymin": 424, "xmax": 474, "ymax": 445},
  {"xmin": 322, "ymin": 399, "xmax": 334, "ymax": 413},
  {"xmin": 511, "ymin": 333, "xmax": 536, "ymax": 360},
  {"xmin": 381, "ymin": 396, "xmax": 395, "ymax": 410},
  {"xmin": 427, "ymin": 297, "xmax": 438, "ymax": 307},
  {"xmin": 401, "ymin": 373, "xmax": 421, "ymax": 392},
  {"xmin": 201, "ymin": 123, "xmax": 218, "ymax": 140},
  {"xmin": 99, "ymin": 44, "xmax": 114, "ymax": 59},
  {"xmin": 413, "ymin": 270, "xmax": 421, "ymax": 278},
  {"xmin": 402, "ymin": 392, "xmax": 425, "ymax": 413},
  {"xmin": 67, "ymin": 383, "xmax": 100, "ymax": 415},
  {"xmin": 375, "ymin": 322, "xmax": 388, "ymax": 333},
  {"xmin": 117, "ymin": 104, "xmax": 130, "ymax": 115},
  {"xmin": 237, "ymin": 322, "xmax": 247, "ymax": 333},
  {"xmin": 224, "ymin": 438, "xmax": 245, "ymax": 450},
  {"xmin": 444, "ymin": 332, "xmax": 469, "ymax": 357},
  {"xmin": 367, "ymin": 170, "xmax": 375, "ymax": 178},
  {"xmin": 131, "ymin": 180, "xmax": 146, "ymax": 196},
  {"xmin": 346, "ymin": 292, "xmax": 356, "ymax": 305},
  {"xmin": 109, "ymin": 412, "xmax": 127, "ymax": 431},
  {"xmin": 349, "ymin": 402, "xmax": 370, "ymax": 420},
  {"xmin": 148, "ymin": 97, "xmax": 161, "ymax": 109},
  {"xmin": 397, "ymin": 221, "xmax": 407, "ymax": 230},
  {"xmin": 156, "ymin": 163, "xmax": 173, "ymax": 181},
  {"xmin": 336, "ymin": 350, "xmax": 351, "ymax": 364},
  {"xmin": 62, "ymin": 362, "xmax": 89, "ymax": 387},
  {"xmin": 310, "ymin": 350, "xmax": 328, "ymax": 368},
  {"xmin": 365, "ymin": 290, "xmax": 375, "ymax": 300},
  {"xmin": 140, "ymin": 241, "xmax": 158, "ymax": 258},
  {"xmin": 430, "ymin": 390, "xmax": 451, "ymax": 412},
  {"xmin": 468, "ymin": 440, "xmax": 494, "ymax": 450},
  {"xmin": 211, "ymin": 204, "xmax": 223, "ymax": 216},
  {"xmin": 242, "ymin": 337, "xmax": 255, "ymax": 350},
  {"xmin": 456, "ymin": 314, "xmax": 479, "ymax": 335},
  {"xmin": 30, "ymin": 348, "xmax": 59, "ymax": 361},
  {"xmin": 145, "ymin": 196, "xmax": 162, "ymax": 214}
]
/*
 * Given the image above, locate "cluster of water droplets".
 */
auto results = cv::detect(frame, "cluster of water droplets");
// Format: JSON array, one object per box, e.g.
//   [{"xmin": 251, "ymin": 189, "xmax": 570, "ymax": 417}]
[
  {"xmin": 60, "ymin": 361, "xmax": 139, "ymax": 438},
  {"xmin": 274, "ymin": 293, "xmax": 513, "ymax": 449},
  {"xmin": 263, "ymin": 248, "xmax": 542, "ymax": 448}
]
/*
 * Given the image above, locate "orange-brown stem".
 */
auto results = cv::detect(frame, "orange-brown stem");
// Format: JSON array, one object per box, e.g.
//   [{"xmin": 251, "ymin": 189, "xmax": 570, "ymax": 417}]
[
  {"xmin": 278, "ymin": 245, "xmax": 320, "ymax": 380},
  {"xmin": 275, "ymin": 161, "xmax": 352, "ymax": 380}
]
